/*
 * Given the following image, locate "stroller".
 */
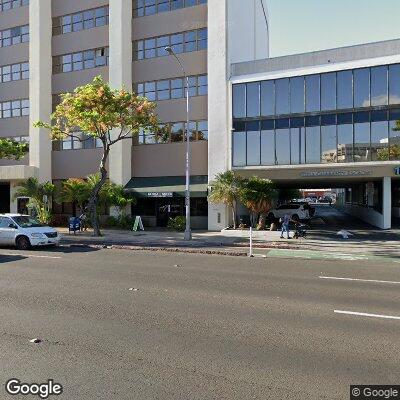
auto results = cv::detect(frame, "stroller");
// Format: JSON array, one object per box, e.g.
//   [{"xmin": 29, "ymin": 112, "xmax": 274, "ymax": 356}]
[{"xmin": 293, "ymin": 222, "xmax": 308, "ymax": 239}]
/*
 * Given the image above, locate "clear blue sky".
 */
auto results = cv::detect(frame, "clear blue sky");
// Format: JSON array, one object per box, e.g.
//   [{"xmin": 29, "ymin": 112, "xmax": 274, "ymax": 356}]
[{"xmin": 268, "ymin": 0, "xmax": 400, "ymax": 57}]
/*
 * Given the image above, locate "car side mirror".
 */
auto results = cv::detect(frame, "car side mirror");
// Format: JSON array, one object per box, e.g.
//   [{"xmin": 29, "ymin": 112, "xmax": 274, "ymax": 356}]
[{"xmin": 8, "ymin": 224, "xmax": 17, "ymax": 229}]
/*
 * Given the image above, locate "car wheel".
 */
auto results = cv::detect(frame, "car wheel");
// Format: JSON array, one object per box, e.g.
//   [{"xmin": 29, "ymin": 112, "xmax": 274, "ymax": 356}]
[
  {"xmin": 292, "ymin": 214, "xmax": 299, "ymax": 222},
  {"xmin": 16, "ymin": 236, "xmax": 31, "ymax": 250}
]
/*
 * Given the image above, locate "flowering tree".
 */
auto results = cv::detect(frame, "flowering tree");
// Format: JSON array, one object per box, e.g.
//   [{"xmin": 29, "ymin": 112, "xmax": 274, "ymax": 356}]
[{"xmin": 34, "ymin": 76, "xmax": 163, "ymax": 236}]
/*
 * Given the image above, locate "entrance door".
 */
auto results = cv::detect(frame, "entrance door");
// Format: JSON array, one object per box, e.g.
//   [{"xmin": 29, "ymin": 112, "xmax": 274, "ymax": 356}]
[
  {"xmin": 0, "ymin": 183, "xmax": 10, "ymax": 213},
  {"xmin": 156, "ymin": 198, "xmax": 184, "ymax": 227}
]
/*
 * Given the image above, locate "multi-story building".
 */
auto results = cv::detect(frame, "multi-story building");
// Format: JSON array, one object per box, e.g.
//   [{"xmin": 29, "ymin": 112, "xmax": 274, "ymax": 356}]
[{"xmin": 0, "ymin": 0, "xmax": 269, "ymax": 228}]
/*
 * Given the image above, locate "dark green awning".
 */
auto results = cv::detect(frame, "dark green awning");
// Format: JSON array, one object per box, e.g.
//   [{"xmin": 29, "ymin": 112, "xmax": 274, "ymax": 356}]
[{"xmin": 124, "ymin": 175, "xmax": 208, "ymax": 198}]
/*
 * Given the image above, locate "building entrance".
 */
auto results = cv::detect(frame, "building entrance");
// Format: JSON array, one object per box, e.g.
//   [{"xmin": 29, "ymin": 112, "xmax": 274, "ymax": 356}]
[{"xmin": 0, "ymin": 182, "xmax": 10, "ymax": 213}]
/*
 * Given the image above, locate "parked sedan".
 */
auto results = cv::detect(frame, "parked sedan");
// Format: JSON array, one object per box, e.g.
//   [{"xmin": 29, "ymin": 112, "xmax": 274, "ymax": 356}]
[
  {"xmin": 268, "ymin": 204, "xmax": 310, "ymax": 222},
  {"xmin": 0, "ymin": 214, "xmax": 60, "ymax": 250}
]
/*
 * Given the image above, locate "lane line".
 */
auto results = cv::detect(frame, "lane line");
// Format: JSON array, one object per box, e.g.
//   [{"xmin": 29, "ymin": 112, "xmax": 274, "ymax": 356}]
[
  {"xmin": 334, "ymin": 310, "xmax": 400, "ymax": 321},
  {"xmin": 319, "ymin": 276, "xmax": 400, "ymax": 285},
  {"xmin": 0, "ymin": 253, "xmax": 61, "ymax": 259}
]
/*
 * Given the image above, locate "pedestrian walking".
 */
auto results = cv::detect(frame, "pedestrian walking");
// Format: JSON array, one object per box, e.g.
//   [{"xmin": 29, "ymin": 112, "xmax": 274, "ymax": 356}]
[
  {"xmin": 280, "ymin": 213, "xmax": 292, "ymax": 239},
  {"xmin": 79, "ymin": 212, "xmax": 88, "ymax": 231}
]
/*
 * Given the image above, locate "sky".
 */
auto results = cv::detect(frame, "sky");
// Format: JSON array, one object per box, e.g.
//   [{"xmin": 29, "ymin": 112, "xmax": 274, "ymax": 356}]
[{"xmin": 268, "ymin": 0, "xmax": 400, "ymax": 57}]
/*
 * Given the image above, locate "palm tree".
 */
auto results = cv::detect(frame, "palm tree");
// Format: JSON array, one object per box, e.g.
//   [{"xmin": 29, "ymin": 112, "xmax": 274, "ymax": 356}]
[
  {"xmin": 106, "ymin": 183, "xmax": 136, "ymax": 218},
  {"xmin": 57, "ymin": 178, "xmax": 90, "ymax": 217},
  {"xmin": 208, "ymin": 171, "xmax": 244, "ymax": 229},
  {"xmin": 241, "ymin": 177, "xmax": 277, "ymax": 229}
]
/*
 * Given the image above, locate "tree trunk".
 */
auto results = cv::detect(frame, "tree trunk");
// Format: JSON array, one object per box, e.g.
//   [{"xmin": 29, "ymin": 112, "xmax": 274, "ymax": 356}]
[
  {"xmin": 87, "ymin": 145, "xmax": 109, "ymax": 237},
  {"xmin": 232, "ymin": 201, "xmax": 237, "ymax": 229},
  {"xmin": 258, "ymin": 213, "xmax": 266, "ymax": 230},
  {"xmin": 72, "ymin": 201, "xmax": 77, "ymax": 217}
]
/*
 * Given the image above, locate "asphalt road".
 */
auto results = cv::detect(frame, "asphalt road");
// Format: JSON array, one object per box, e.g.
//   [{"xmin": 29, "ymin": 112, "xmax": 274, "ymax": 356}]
[{"xmin": 0, "ymin": 247, "xmax": 400, "ymax": 399}]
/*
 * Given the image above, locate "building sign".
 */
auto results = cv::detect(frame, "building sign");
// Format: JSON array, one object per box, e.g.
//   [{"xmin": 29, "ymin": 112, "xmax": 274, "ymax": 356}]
[
  {"xmin": 300, "ymin": 170, "xmax": 372, "ymax": 178},
  {"xmin": 394, "ymin": 167, "xmax": 400, "ymax": 176},
  {"xmin": 147, "ymin": 192, "xmax": 173, "ymax": 198}
]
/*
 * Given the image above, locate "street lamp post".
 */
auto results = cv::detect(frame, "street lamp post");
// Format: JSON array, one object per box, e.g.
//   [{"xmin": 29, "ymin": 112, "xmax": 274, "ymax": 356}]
[{"xmin": 165, "ymin": 46, "xmax": 192, "ymax": 241}]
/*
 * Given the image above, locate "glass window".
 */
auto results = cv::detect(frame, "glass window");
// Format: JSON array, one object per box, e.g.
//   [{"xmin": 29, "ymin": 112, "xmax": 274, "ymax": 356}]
[
  {"xmin": 246, "ymin": 82, "xmax": 259, "ymax": 117},
  {"xmin": 290, "ymin": 127, "xmax": 305, "ymax": 165},
  {"xmin": 321, "ymin": 72, "xmax": 336, "ymax": 111},
  {"xmin": 371, "ymin": 66, "xmax": 388, "ymax": 106},
  {"xmin": 261, "ymin": 124, "xmax": 275, "ymax": 165},
  {"xmin": 389, "ymin": 64, "xmax": 400, "ymax": 105},
  {"xmin": 233, "ymin": 84, "xmax": 246, "ymax": 118},
  {"xmin": 321, "ymin": 125, "xmax": 337, "ymax": 164},
  {"xmin": 233, "ymin": 131, "xmax": 246, "ymax": 167},
  {"xmin": 290, "ymin": 77, "xmax": 304, "ymax": 114},
  {"xmin": 261, "ymin": 80, "xmax": 274, "ymax": 116},
  {"xmin": 275, "ymin": 128, "xmax": 290, "ymax": 165},
  {"xmin": 354, "ymin": 68, "xmax": 370, "ymax": 108},
  {"xmin": 275, "ymin": 78, "xmax": 289, "ymax": 115},
  {"xmin": 305, "ymin": 74, "xmax": 320, "ymax": 112},
  {"xmin": 354, "ymin": 122, "xmax": 370, "ymax": 162},
  {"xmin": 337, "ymin": 70, "xmax": 353, "ymax": 109},
  {"xmin": 371, "ymin": 121, "xmax": 389, "ymax": 161},
  {"xmin": 246, "ymin": 121, "xmax": 260, "ymax": 165},
  {"xmin": 389, "ymin": 109, "xmax": 400, "ymax": 160},
  {"xmin": 306, "ymin": 126, "xmax": 320, "ymax": 164}
]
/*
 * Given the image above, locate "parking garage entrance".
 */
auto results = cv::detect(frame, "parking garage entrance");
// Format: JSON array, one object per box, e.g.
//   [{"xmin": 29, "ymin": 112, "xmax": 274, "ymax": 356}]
[{"xmin": 0, "ymin": 182, "xmax": 10, "ymax": 213}]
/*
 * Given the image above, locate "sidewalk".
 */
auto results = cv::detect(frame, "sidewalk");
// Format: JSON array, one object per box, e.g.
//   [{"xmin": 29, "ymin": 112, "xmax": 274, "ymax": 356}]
[{"xmin": 57, "ymin": 227, "xmax": 400, "ymax": 259}]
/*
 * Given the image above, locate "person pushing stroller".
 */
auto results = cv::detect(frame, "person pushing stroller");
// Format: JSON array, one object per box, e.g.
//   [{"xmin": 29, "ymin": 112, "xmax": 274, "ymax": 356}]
[{"xmin": 279, "ymin": 214, "xmax": 294, "ymax": 239}]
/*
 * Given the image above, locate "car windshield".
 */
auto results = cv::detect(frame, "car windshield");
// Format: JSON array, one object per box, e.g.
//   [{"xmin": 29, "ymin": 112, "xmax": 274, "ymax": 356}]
[{"xmin": 12, "ymin": 216, "xmax": 45, "ymax": 228}]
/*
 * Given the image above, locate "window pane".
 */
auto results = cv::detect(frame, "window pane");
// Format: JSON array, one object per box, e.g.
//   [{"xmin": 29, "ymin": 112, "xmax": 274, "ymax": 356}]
[
  {"xmin": 305, "ymin": 74, "xmax": 320, "ymax": 112},
  {"xmin": 390, "ymin": 113, "xmax": 400, "ymax": 160},
  {"xmin": 354, "ymin": 122, "xmax": 370, "ymax": 162},
  {"xmin": 306, "ymin": 126, "xmax": 320, "ymax": 163},
  {"xmin": 337, "ymin": 124, "xmax": 353, "ymax": 163},
  {"xmin": 246, "ymin": 127, "xmax": 260, "ymax": 166},
  {"xmin": 233, "ymin": 131, "xmax": 246, "ymax": 167},
  {"xmin": 246, "ymin": 82, "xmax": 259, "ymax": 117},
  {"xmin": 371, "ymin": 66, "xmax": 388, "ymax": 106},
  {"xmin": 261, "ymin": 80, "xmax": 274, "ymax": 116},
  {"xmin": 290, "ymin": 77, "xmax": 304, "ymax": 114},
  {"xmin": 261, "ymin": 129, "xmax": 275, "ymax": 165},
  {"xmin": 290, "ymin": 127, "xmax": 305, "ymax": 165},
  {"xmin": 354, "ymin": 68, "xmax": 370, "ymax": 108},
  {"xmin": 232, "ymin": 84, "xmax": 246, "ymax": 118},
  {"xmin": 275, "ymin": 78, "xmax": 289, "ymax": 115},
  {"xmin": 321, "ymin": 125, "xmax": 337, "ymax": 164},
  {"xmin": 371, "ymin": 121, "xmax": 389, "ymax": 161},
  {"xmin": 337, "ymin": 70, "xmax": 353, "ymax": 109},
  {"xmin": 275, "ymin": 128, "xmax": 290, "ymax": 165},
  {"xmin": 321, "ymin": 72, "xmax": 336, "ymax": 111},
  {"xmin": 389, "ymin": 64, "xmax": 400, "ymax": 104}
]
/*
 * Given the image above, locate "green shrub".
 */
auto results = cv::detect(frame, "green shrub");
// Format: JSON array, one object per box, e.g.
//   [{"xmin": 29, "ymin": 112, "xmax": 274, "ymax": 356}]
[
  {"xmin": 167, "ymin": 216, "xmax": 186, "ymax": 231},
  {"xmin": 105, "ymin": 216, "xmax": 119, "ymax": 227}
]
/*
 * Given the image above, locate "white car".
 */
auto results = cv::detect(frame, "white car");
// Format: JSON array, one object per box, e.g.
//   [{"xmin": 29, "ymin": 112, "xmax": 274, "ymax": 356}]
[
  {"xmin": 268, "ymin": 204, "xmax": 310, "ymax": 222},
  {"xmin": 0, "ymin": 214, "xmax": 60, "ymax": 250}
]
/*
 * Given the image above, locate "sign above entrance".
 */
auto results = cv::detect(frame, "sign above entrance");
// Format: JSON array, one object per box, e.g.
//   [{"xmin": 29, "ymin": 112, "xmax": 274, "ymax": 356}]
[
  {"xmin": 300, "ymin": 170, "xmax": 372, "ymax": 178},
  {"xmin": 147, "ymin": 192, "xmax": 173, "ymax": 198}
]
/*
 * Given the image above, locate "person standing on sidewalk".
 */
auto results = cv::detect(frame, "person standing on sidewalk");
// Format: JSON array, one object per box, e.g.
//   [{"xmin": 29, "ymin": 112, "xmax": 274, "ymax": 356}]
[{"xmin": 280, "ymin": 214, "xmax": 292, "ymax": 239}]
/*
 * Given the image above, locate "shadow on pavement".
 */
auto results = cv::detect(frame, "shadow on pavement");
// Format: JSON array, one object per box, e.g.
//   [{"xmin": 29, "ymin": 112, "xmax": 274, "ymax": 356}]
[
  {"xmin": 31, "ymin": 245, "xmax": 101, "ymax": 254},
  {"xmin": 0, "ymin": 254, "xmax": 26, "ymax": 263}
]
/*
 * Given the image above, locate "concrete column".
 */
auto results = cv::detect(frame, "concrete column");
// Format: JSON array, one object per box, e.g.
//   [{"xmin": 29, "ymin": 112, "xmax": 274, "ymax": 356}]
[
  {"xmin": 108, "ymin": 0, "xmax": 133, "ymax": 188},
  {"xmin": 9, "ymin": 182, "xmax": 18, "ymax": 213},
  {"xmin": 383, "ymin": 176, "xmax": 392, "ymax": 230},
  {"xmin": 207, "ymin": 0, "xmax": 230, "ymax": 230},
  {"xmin": 29, "ymin": 0, "xmax": 52, "ymax": 183}
]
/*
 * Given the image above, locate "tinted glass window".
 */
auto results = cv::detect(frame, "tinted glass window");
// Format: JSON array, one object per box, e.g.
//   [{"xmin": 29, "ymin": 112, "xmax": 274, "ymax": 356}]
[
  {"xmin": 232, "ymin": 131, "xmax": 246, "ymax": 166},
  {"xmin": 247, "ymin": 129, "xmax": 260, "ymax": 165},
  {"xmin": 337, "ymin": 124, "xmax": 353, "ymax": 163},
  {"xmin": 389, "ymin": 116, "xmax": 400, "ymax": 160},
  {"xmin": 290, "ymin": 117, "xmax": 304, "ymax": 128},
  {"xmin": 354, "ymin": 68, "xmax": 370, "ymax": 108},
  {"xmin": 337, "ymin": 113, "xmax": 353, "ymax": 124},
  {"xmin": 290, "ymin": 127, "xmax": 305, "ymax": 165},
  {"xmin": 275, "ymin": 78, "xmax": 289, "ymax": 115},
  {"xmin": 246, "ymin": 82, "xmax": 260, "ymax": 117},
  {"xmin": 371, "ymin": 66, "xmax": 388, "ymax": 106},
  {"xmin": 354, "ymin": 122, "xmax": 370, "ymax": 162},
  {"xmin": 321, "ymin": 125, "xmax": 337, "ymax": 164},
  {"xmin": 389, "ymin": 64, "xmax": 400, "ymax": 105},
  {"xmin": 275, "ymin": 128, "xmax": 290, "ymax": 165},
  {"xmin": 290, "ymin": 77, "xmax": 304, "ymax": 114},
  {"xmin": 371, "ymin": 121, "xmax": 388, "ymax": 161},
  {"xmin": 232, "ymin": 84, "xmax": 246, "ymax": 118},
  {"xmin": 261, "ymin": 80, "xmax": 274, "ymax": 116},
  {"xmin": 337, "ymin": 70, "xmax": 353, "ymax": 109},
  {"xmin": 305, "ymin": 74, "xmax": 320, "ymax": 112},
  {"xmin": 306, "ymin": 126, "xmax": 320, "ymax": 163},
  {"xmin": 321, "ymin": 72, "xmax": 336, "ymax": 111},
  {"xmin": 275, "ymin": 118, "xmax": 289, "ymax": 129},
  {"xmin": 261, "ymin": 129, "xmax": 275, "ymax": 165}
]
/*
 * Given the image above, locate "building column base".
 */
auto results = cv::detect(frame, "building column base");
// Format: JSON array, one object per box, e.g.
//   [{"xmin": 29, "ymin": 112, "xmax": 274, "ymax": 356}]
[{"xmin": 208, "ymin": 203, "xmax": 230, "ymax": 231}]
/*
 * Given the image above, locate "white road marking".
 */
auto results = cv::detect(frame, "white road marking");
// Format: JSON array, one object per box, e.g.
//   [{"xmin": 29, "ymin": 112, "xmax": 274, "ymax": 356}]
[
  {"xmin": 334, "ymin": 310, "xmax": 400, "ymax": 321},
  {"xmin": 319, "ymin": 276, "xmax": 400, "ymax": 285},
  {"xmin": 0, "ymin": 253, "xmax": 61, "ymax": 259}
]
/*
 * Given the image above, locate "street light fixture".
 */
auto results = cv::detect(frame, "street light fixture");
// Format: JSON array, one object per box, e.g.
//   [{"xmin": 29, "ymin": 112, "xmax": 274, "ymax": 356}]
[{"xmin": 165, "ymin": 46, "xmax": 192, "ymax": 241}]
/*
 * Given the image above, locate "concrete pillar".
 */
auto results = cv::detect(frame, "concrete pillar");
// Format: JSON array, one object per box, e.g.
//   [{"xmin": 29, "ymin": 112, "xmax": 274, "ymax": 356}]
[
  {"xmin": 108, "ymin": 0, "xmax": 133, "ymax": 188},
  {"xmin": 207, "ymin": 0, "xmax": 230, "ymax": 230},
  {"xmin": 383, "ymin": 176, "xmax": 392, "ymax": 230},
  {"xmin": 29, "ymin": 0, "xmax": 52, "ymax": 183},
  {"xmin": 9, "ymin": 182, "xmax": 18, "ymax": 213}
]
